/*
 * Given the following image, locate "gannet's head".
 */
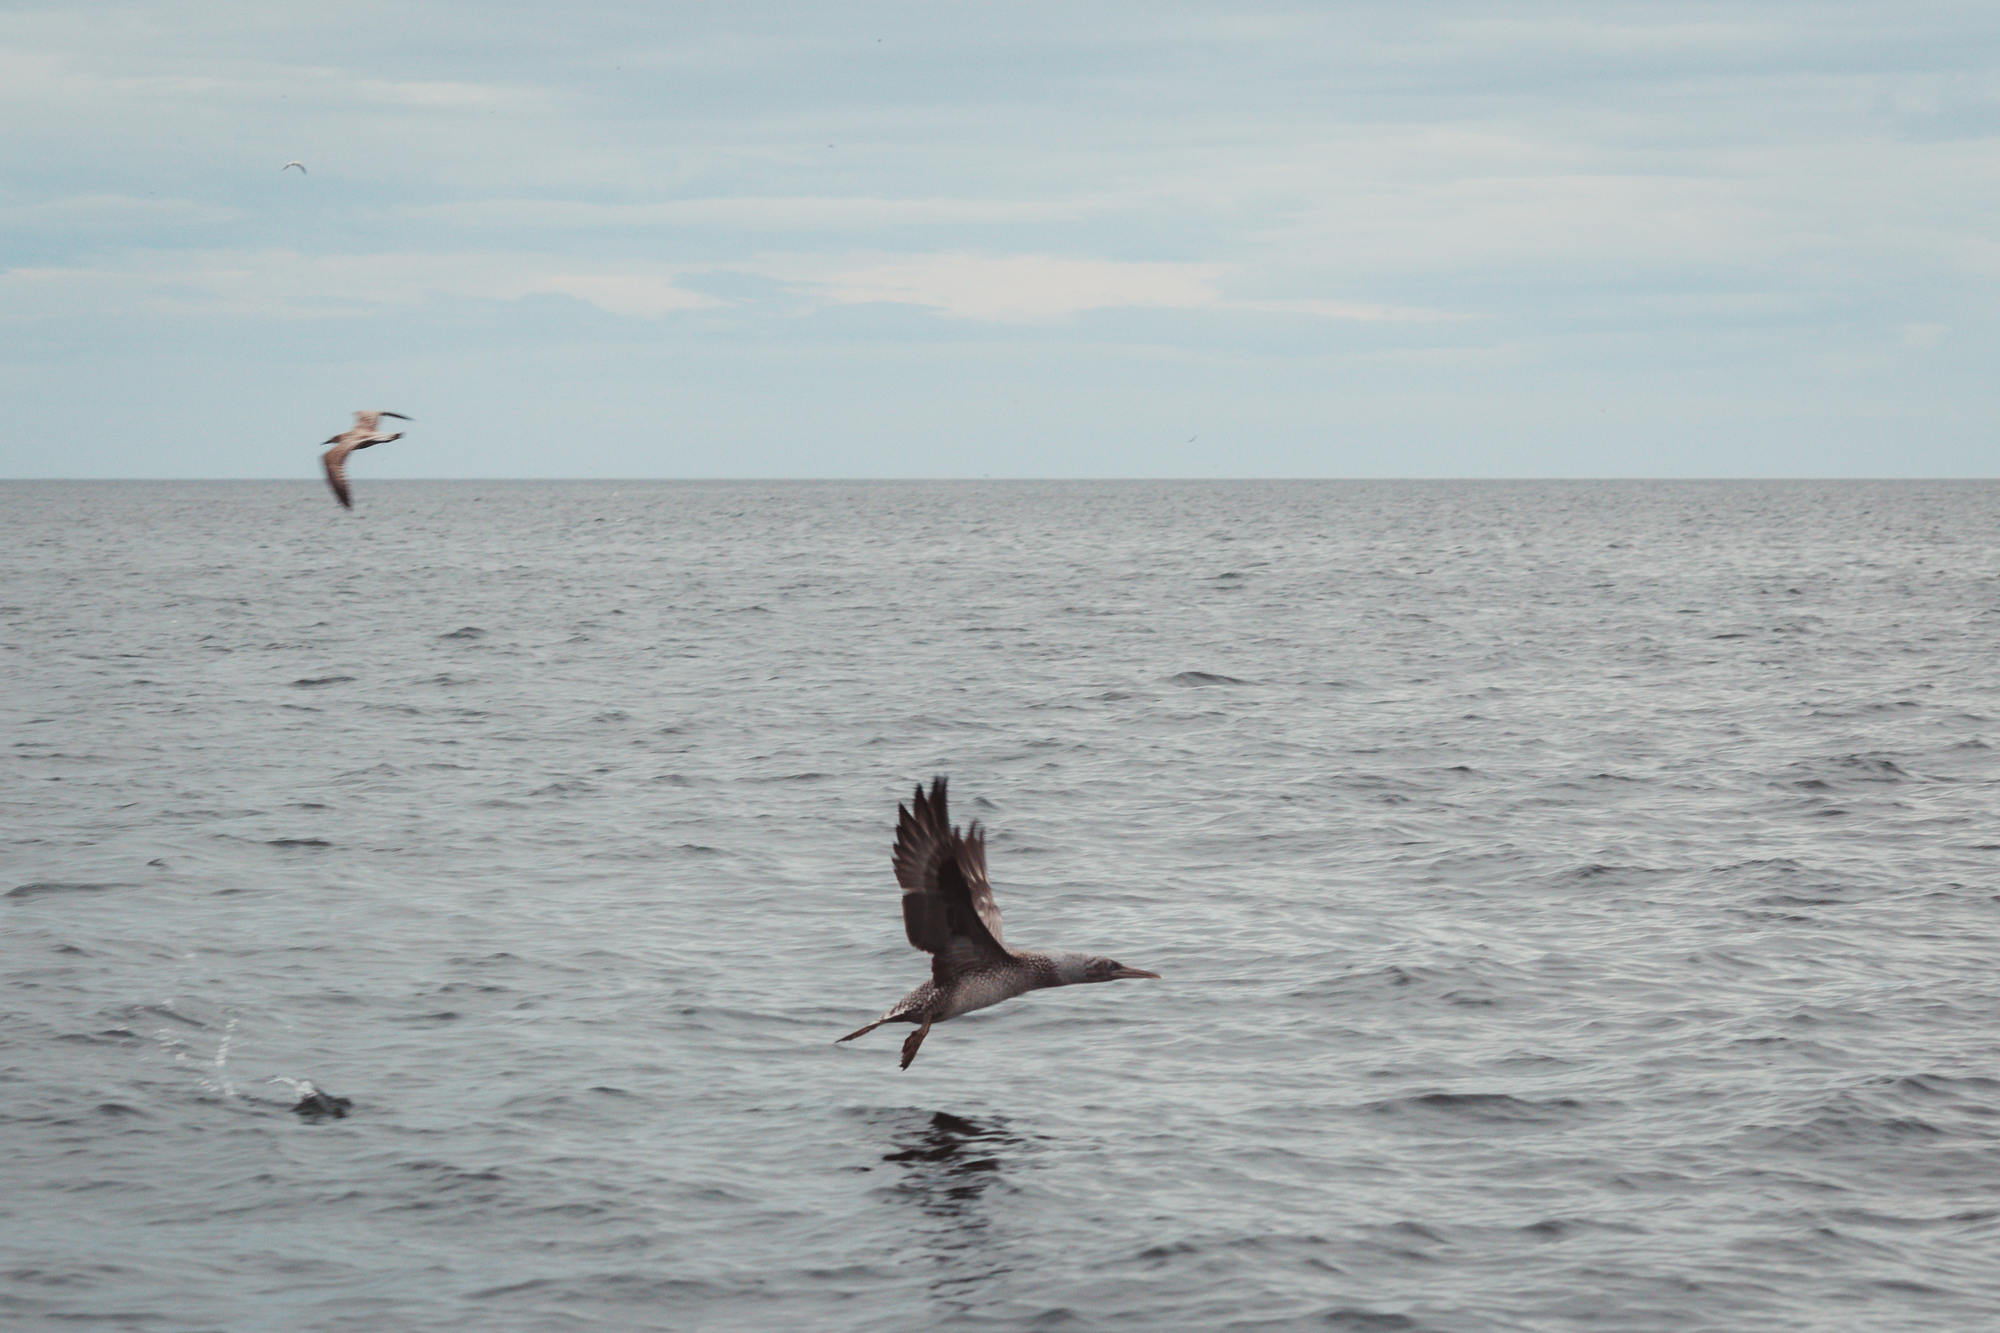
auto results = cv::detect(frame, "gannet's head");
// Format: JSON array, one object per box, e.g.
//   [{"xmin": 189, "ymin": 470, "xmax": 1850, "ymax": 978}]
[{"xmin": 1053, "ymin": 952, "xmax": 1161, "ymax": 985}]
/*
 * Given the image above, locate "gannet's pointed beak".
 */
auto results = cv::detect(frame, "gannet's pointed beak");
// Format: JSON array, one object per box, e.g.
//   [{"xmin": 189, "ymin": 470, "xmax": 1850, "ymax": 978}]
[{"xmin": 1110, "ymin": 965, "xmax": 1160, "ymax": 980}]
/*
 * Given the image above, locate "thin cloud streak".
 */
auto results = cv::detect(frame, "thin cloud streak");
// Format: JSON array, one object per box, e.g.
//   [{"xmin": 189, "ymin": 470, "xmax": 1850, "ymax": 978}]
[
  {"xmin": 404, "ymin": 194, "xmax": 1113, "ymax": 230},
  {"xmin": 2, "ymin": 247, "xmax": 1448, "ymax": 326},
  {"xmin": 0, "ymin": 250, "xmax": 718, "ymax": 321}
]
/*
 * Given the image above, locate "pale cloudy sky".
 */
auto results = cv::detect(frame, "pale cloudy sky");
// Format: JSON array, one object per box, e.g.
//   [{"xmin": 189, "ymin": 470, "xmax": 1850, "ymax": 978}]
[{"xmin": 4, "ymin": 1, "xmax": 1997, "ymax": 477}]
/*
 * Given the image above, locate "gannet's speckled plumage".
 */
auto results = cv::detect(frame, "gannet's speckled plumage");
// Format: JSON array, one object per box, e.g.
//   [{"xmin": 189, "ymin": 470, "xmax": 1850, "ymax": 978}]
[
  {"xmin": 319, "ymin": 410, "xmax": 410, "ymax": 510},
  {"xmin": 837, "ymin": 777, "xmax": 1159, "ymax": 1069}
]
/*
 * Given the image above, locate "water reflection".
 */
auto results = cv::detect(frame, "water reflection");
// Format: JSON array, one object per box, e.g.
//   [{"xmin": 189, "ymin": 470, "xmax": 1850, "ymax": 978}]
[
  {"xmin": 882, "ymin": 1110, "xmax": 1020, "ymax": 1220},
  {"xmin": 877, "ymin": 1110, "xmax": 1027, "ymax": 1311}
]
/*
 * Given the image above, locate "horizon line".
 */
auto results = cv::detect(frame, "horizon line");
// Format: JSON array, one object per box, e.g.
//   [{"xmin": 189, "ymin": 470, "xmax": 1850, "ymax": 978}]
[{"xmin": 2, "ymin": 475, "xmax": 1994, "ymax": 485}]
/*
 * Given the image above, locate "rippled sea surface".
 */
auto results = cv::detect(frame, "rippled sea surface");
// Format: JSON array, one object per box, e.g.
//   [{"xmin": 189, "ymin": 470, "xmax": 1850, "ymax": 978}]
[{"xmin": 6, "ymin": 479, "xmax": 2000, "ymax": 1331}]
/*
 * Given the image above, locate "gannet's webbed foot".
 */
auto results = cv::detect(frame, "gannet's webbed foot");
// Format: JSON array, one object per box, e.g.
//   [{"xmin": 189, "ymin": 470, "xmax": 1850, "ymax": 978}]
[
  {"xmin": 899, "ymin": 1016, "xmax": 933, "ymax": 1070},
  {"xmin": 836, "ymin": 1016, "xmax": 887, "ymax": 1044}
]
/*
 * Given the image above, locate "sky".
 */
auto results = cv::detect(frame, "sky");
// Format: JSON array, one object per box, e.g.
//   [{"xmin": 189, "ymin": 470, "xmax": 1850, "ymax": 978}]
[{"xmin": 4, "ymin": 1, "xmax": 1997, "ymax": 478}]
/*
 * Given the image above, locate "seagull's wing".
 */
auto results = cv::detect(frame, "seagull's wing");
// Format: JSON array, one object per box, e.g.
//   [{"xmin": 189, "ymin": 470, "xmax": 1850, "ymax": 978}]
[
  {"xmin": 353, "ymin": 410, "xmax": 380, "ymax": 431},
  {"xmin": 282, "ymin": 161, "xmax": 306, "ymax": 173},
  {"xmin": 322, "ymin": 442, "xmax": 356, "ymax": 509},
  {"xmin": 893, "ymin": 776, "xmax": 1008, "ymax": 980}
]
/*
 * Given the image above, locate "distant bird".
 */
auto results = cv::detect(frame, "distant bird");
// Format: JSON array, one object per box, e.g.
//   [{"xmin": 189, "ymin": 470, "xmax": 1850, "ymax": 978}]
[
  {"xmin": 319, "ymin": 410, "xmax": 410, "ymax": 510},
  {"xmin": 838, "ymin": 777, "xmax": 1159, "ymax": 1069},
  {"xmin": 282, "ymin": 161, "xmax": 306, "ymax": 174}
]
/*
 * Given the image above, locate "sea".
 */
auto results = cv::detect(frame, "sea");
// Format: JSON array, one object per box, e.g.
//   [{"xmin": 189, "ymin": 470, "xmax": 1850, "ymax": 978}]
[{"xmin": 5, "ymin": 479, "xmax": 1999, "ymax": 1332}]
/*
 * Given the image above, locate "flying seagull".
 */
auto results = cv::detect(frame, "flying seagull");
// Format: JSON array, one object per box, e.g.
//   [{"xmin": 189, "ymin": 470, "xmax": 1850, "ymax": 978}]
[
  {"xmin": 837, "ymin": 777, "xmax": 1159, "ymax": 1069},
  {"xmin": 282, "ymin": 161, "xmax": 306, "ymax": 173},
  {"xmin": 319, "ymin": 410, "xmax": 410, "ymax": 510}
]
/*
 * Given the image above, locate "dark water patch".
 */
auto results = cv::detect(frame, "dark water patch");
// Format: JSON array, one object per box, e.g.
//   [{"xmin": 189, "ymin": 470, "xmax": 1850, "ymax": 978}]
[
  {"xmin": 264, "ymin": 838, "xmax": 332, "ymax": 850},
  {"xmin": 290, "ymin": 675, "xmax": 355, "ymax": 687},
  {"xmin": 469, "ymin": 1275, "xmax": 724, "ymax": 1303},
  {"xmin": 1757, "ymin": 891, "xmax": 1856, "ymax": 908},
  {"xmin": 438, "ymin": 626, "xmax": 486, "ymax": 640},
  {"xmin": 1297, "ymin": 963, "xmax": 1471, "ymax": 1001},
  {"xmin": 1438, "ymin": 990, "xmax": 1502, "ymax": 1009},
  {"xmin": 1364, "ymin": 1092, "xmax": 1590, "ymax": 1127},
  {"xmin": 1716, "ymin": 857, "xmax": 1807, "ymax": 876},
  {"xmin": 1316, "ymin": 1310, "xmax": 1419, "ymax": 1330},
  {"xmin": 1132, "ymin": 1239, "xmax": 1201, "ymax": 1265},
  {"xmin": 393, "ymin": 1160, "xmax": 504, "ymax": 1192},
  {"xmin": 434, "ymin": 980, "xmax": 513, "ymax": 997},
  {"xmin": 8, "ymin": 881, "xmax": 129, "ymax": 899},
  {"xmin": 1170, "ymin": 671, "xmax": 1250, "ymax": 686},
  {"xmin": 1863, "ymin": 1072, "xmax": 2000, "ymax": 1101},
  {"xmin": 1377, "ymin": 1220, "xmax": 1450, "ymax": 1248},
  {"xmin": 467, "ymin": 1278, "xmax": 561, "ymax": 1300},
  {"xmin": 527, "ymin": 1200, "xmax": 611, "ymax": 1220},
  {"xmin": 2, "ymin": 1262, "xmax": 139, "ymax": 1289},
  {"xmin": 1782, "ymin": 754, "xmax": 1912, "ymax": 789},
  {"xmin": 1518, "ymin": 1216, "xmax": 1628, "ymax": 1240},
  {"xmin": 56, "ymin": 1029, "xmax": 142, "ymax": 1047},
  {"xmin": 1810, "ymin": 699, "xmax": 1926, "ymax": 718},
  {"xmin": 1549, "ymin": 862, "xmax": 1675, "ymax": 886},
  {"xmin": 1744, "ymin": 1109, "xmax": 1949, "ymax": 1153}
]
